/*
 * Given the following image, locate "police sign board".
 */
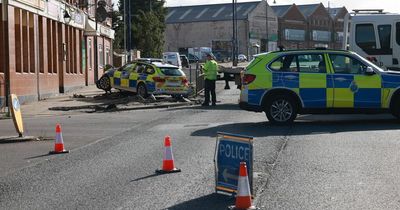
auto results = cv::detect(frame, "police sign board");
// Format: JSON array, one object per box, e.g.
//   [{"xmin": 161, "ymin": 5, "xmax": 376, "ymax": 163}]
[{"xmin": 214, "ymin": 132, "xmax": 253, "ymax": 195}]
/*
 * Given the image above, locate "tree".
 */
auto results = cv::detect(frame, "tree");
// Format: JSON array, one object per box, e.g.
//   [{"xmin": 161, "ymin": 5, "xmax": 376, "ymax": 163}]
[{"xmin": 115, "ymin": 0, "xmax": 167, "ymax": 57}]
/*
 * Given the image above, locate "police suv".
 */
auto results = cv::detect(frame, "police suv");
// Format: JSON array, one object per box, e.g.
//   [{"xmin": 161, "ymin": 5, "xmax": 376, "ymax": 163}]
[{"xmin": 239, "ymin": 49, "xmax": 400, "ymax": 124}]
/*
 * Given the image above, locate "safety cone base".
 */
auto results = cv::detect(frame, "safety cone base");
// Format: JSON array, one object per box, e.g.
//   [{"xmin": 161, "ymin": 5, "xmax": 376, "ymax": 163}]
[
  {"xmin": 155, "ymin": 168, "xmax": 181, "ymax": 174},
  {"xmin": 227, "ymin": 205, "xmax": 259, "ymax": 210},
  {"xmin": 49, "ymin": 150, "xmax": 70, "ymax": 155}
]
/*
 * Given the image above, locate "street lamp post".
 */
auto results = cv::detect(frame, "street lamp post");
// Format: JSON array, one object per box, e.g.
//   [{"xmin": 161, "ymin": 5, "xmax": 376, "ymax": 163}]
[{"xmin": 266, "ymin": 0, "xmax": 276, "ymax": 53}]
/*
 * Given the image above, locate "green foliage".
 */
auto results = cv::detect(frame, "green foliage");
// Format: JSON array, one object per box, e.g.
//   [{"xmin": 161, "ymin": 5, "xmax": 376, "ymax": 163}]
[{"xmin": 114, "ymin": 0, "xmax": 167, "ymax": 57}]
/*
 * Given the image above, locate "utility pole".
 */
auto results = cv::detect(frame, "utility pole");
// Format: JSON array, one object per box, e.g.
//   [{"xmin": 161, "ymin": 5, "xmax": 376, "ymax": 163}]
[
  {"xmin": 94, "ymin": 0, "xmax": 98, "ymax": 82},
  {"xmin": 2, "ymin": 0, "xmax": 10, "ymax": 115},
  {"xmin": 232, "ymin": 0, "xmax": 237, "ymax": 66},
  {"xmin": 126, "ymin": 0, "xmax": 132, "ymax": 62}
]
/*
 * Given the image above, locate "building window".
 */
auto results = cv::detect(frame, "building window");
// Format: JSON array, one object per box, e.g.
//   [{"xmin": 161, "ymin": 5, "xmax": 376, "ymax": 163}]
[
  {"xmin": 15, "ymin": 8, "xmax": 22, "ymax": 73},
  {"xmin": 99, "ymin": 44, "xmax": 104, "ymax": 67},
  {"xmin": 105, "ymin": 47, "xmax": 110, "ymax": 65},
  {"xmin": 38, "ymin": 16, "xmax": 44, "ymax": 73},
  {"xmin": 284, "ymin": 29, "xmax": 305, "ymax": 41},
  {"xmin": 29, "ymin": 12, "xmax": 35, "ymax": 73},
  {"xmin": 88, "ymin": 39, "xmax": 92, "ymax": 70},
  {"xmin": 22, "ymin": 10, "xmax": 29, "ymax": 73},
  {"xmin": 378, "ymin": 24, "xmax": 391, "ymax": 50},
  {"xmin": 312, "ymin": 30, "xmax": 331, "ymax": 42},
  {"xmin": 356, "ymin": 24, "xmax": 376, "ymax": 50}
]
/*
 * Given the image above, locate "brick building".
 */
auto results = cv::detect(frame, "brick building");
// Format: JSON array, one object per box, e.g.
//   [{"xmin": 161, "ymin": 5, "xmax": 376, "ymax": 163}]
[
  {"xmin": 0, "ymin": 0, "xmax": 114, "ymax": 105},
  {"xmin": 327, "ymin": 6, "xmax": 349, "ymax": 49},
  {"xmin": 272, "ymin": 3, "xmax": 348, "ymax": 50},
  {"xmin": 164, "ymin": 1, "xmax": 279, "ymax": 60}
]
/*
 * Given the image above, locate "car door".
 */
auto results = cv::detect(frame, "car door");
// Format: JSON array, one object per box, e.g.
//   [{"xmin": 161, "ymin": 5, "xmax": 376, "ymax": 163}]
[
  {"xmin": 297, "ymin": 53, "xmax": 330, "ymax": 108},
  {"xmin": 120, "ymin": 64, "xmax": 135, "ymax": 89},
  {"xmin": 328, "ymin": 53, "xmax": 381, "ymax": 108},
  {"xmin": 269, "ymin": 53, "xmax": 330, "ymax": 108}
]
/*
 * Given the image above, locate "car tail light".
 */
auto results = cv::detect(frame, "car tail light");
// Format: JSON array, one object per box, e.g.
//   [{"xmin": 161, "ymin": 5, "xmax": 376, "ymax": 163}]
[
  {"xmin": 242, "ymin": 74, "xmax": 256, "ymax": 85},
  {"xmin": 153, "ymin": 77, "xmax": 165, "ymax": 83},
  {"xmin": 182, "ymin": 78, "xmax": 188, "ymax": 85}
]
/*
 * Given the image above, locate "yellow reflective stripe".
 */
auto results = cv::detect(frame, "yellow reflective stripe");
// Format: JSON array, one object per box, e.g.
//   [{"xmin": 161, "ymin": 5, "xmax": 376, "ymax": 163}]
[
  {"xmin": 333, "ymin": 88, "xmax": 354, "ymax": 107},
  {"xmin": 114, "ymin": 71, "xmax": 121, "ymax": 78},
  {"xmin": 324, "ymin": 54, "xmax": 334, "ymax": 74},
  {"xmin": 354, "ymin": 74, "xmax": 381, "ymax": 88},
  {"xmin": 299, "ymin": 73, "xmax": 326, "ymax": 88},
  {"xmin": 110, "ymin": 76, "xmax": 114, "ymax": 86},
  {"xmin": 121, "ymin": 79, "xmax": 129, "ymax": 87},
  {"xmin": 248, "ymin": 72, "xmax": 272, "ymax": 90},
  {"xmin": 129, "ymin": 73, "xmax": 138, "ymax": 80},
  {"xmin": 147, "ymin": 74, "xmax": 154, "ymax": 81},
  {"xmin": 326, "ymin": 88, "xmax": 334, "ymax": 108},
  {"xmin": 291, "ymin": 88, "xmax": 299, "ymax": 95},
  {"xmin": 382, "ymin": 88, "xmax": 394, "ymax": 108}
]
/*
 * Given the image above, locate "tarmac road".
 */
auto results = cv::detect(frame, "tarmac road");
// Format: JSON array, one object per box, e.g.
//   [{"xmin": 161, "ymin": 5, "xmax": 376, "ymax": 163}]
[{"xmin": 1, "ymin": 83, "xmax": 400, "ymax": 209}]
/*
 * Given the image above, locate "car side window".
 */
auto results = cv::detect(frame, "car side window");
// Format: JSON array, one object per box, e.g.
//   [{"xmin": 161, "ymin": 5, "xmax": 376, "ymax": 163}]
[
  {"xmin": 297, "ymin": 54, "xmax": 326, "ymax": 73},
  {"xmin": 135, "ymin": 63, "xmax": 146, "ymax": 73},
  {"xmin": 145, "ymin": 65, "xmax": 155, "ymax": 74},
  {"xmin": 119, "ymin": 64, "xmax": 134, "ymax": 72},
  {"xmin": 269, "ymin": 55, "xmax": 298, "ymax": 72},
  {"xmin": 329, "ymin": 54, "xmax": 367, "ymax": 74}
]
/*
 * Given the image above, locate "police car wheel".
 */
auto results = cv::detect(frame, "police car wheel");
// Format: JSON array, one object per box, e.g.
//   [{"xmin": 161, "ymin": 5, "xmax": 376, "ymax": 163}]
[
  {"xmin": 98, "ymin": 76, "xmax": 111, "ymax": 91},
  {"xmin": 391, "ymin": 96, "xmax": 400, "ymax": 119},
  {"xmin": 137, "ymin": 83, "xmax": 148, "ymax": 98},
  {"xmin": 265, "ymin": 95, "xmax": 297, "ymax": 124}
]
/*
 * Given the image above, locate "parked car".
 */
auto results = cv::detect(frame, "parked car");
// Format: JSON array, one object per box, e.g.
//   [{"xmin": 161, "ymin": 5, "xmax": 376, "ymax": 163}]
[
  {"xmin": 96, "ymin": 61, "xmax": 191, "ymax": 97},
  {"xmin": 188, "ymin": 53, "xmax": 199, "ymax": 63},
  {"xmin": 180, "ymin": 55, "xmax": 190, "ymax": 68},
  {"xmin": 163, "ymin": 52, "xmax": 182, "ymax": 68},
  {"xmin": 238, "ymin": 54, "xmax": 247, "ymax": 62},
  {"xmin": 239, "ymin": 48, "xmax": 400, "ymax": 124}
]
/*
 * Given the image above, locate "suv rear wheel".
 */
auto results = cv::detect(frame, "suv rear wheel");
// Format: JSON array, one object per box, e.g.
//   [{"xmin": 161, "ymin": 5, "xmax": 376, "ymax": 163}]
[{"xmin": 265, "ymin": 95, "xmax": 297, "ymax": 125}]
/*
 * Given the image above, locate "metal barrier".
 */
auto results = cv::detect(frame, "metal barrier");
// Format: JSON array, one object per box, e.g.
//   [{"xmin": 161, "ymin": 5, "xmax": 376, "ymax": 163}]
[{"xmin": 195, "ymin": 62, "xmax": 204, "ymax": 96}]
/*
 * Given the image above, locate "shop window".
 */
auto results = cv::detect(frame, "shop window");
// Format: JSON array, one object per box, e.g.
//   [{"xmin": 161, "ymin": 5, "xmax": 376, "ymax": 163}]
[
  {"xmin": 105, "ymin": 47, "xmax": 110, "ymax": 65},
  {"xmin": 99, "ymin": 44, "xmax": 104, "ymax": 67},
  {"xmin": 47, "ymin": 19, "xmax": 53, "ymax": 74},
  {"xmin": 29, "ymin": 12, "xmax": 35, "ymax": 73},
  {"xmin": 88, "ymin": 39, "xmax": 92, "ymax": 70},
  {"xmin": 22, "ymin": 10, "xmax": 29, "ymax": 73},
  {"xmin": 38, "ymin": 17, "xmax": 44, "ymax": 73},
  {"xmin": 14, "ymin": 9, "xmax": 22, "ymax": 73}
]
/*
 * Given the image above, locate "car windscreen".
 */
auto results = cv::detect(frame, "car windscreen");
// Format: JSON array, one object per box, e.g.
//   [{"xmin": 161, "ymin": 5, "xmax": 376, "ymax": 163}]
[{"xmin": 160, "ymin": 68, "xmax": 184, "ymax": 76}]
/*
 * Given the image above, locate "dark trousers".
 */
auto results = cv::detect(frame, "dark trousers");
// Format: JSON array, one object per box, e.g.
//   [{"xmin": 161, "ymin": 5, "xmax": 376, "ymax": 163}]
[{"xmin": 204, "ymin": 79, "xmax": 216, "ymax": 104}]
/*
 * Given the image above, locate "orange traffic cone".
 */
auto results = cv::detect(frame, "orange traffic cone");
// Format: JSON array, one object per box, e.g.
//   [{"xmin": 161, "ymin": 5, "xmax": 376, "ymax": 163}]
[
  {"xmin": 156, "ymin": 136, "xmax": 181, "ymax": 174},
  {"xmin": 229, "ymin": 162, "xmax": 258, "ymax": 210},
  {"xmin": 49, "ymin": 124, "xmax": 69, "ymax": 154}
]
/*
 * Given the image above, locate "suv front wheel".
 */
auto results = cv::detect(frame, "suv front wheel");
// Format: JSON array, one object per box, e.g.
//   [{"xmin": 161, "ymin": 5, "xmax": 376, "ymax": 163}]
[{"xmin": 265, "ymin": 95, "xmax": 297, "ymax": 125}]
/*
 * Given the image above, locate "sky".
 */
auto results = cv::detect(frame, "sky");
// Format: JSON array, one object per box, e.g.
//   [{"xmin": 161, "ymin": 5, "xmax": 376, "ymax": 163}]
[{"xmin": 112, "ymin": 0, "xmax": 400, "ymax": 14}]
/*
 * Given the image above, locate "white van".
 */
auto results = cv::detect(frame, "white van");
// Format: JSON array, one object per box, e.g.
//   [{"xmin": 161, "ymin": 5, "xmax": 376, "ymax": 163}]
[
  {"xmin": 343, "ymin": 10, "xmax": 400, "ymax": 70},
  {"xmin": 163, "ymin": 52, "xmax": 182, "ymax": 68}
]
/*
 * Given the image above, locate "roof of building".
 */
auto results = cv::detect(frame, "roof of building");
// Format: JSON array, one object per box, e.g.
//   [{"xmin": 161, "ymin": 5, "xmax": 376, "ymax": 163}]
[
  {"xmin": 271, "ymin": 4, "xmax": 293, "ymax": 17},
  {"xmin": 165, "ymin": 1, "xmax": 260, "ymax": 24},
  {"xmin": 297, "ymin": 4, "xmax": 320, "ymax": 17}
]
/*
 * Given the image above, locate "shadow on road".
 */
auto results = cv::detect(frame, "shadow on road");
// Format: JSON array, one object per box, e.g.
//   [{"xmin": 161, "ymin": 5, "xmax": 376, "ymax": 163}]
[
  {"xmin": 130, "ymin": 172, "xmax": 167, "ymax": 182},
  {"xmin": 167, "ymin": 103, "xmax": 241, "ymax": 111},
  {"xmin": 165, "ymin": 193, "xmax": 234, "ymax": 210},
  {"xmin": 191, "ymin": 116, "xmax": 400, "ymax": 137}
]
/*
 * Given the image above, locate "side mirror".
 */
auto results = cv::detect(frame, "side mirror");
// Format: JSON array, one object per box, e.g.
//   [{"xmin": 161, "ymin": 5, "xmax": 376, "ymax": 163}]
[{"xmin": 365, "ymin": 66, "xmax": 375, "ymax": 75}]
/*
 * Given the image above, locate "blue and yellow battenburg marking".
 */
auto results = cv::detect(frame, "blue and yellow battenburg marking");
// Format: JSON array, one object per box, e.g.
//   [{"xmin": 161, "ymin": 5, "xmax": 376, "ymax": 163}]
[
  {"xmin": 246, "ymin": 69, "xmax": 400, "ymax": 109},
  {"xmin": 106, "ymin": 66, "xmax": 188, "ymax": 94}
]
